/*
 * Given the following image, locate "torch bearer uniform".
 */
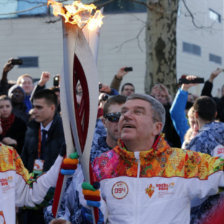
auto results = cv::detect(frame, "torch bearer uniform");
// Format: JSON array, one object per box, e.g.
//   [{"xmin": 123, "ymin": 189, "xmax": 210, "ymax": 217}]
[
  {"xmin": 0, "ymin": 143, "xmax": 62, "ymax": 224},
  {"xmin": 91, "ymin": 136, "xmax": 224, "ymax": 224}
]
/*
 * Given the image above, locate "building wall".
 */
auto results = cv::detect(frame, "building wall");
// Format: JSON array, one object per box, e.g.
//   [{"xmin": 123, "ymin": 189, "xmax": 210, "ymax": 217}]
[
  {"xmin": 97, "ymin": 13, "xmax": 146, "ymax": 93},
  {"xmin": 0, "ymin": 17, "xmax": 63, "ymax": 85},
  {"xmin": 177, "ymin": 0, "xmax": 224, "ymax": 96},
  {"xmin": 0, "ymin": 1, "xmax": 224, "ymax": 96},
  {"xmin": 0, "ymin": 13, "xmax": 146, "ymax": 93}
]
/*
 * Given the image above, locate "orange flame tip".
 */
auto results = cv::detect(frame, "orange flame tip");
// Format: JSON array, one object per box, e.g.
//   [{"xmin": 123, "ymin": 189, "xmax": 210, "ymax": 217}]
[{"xmin": 48, "ymin": 0, "xmax": 103, "ymax": 30}]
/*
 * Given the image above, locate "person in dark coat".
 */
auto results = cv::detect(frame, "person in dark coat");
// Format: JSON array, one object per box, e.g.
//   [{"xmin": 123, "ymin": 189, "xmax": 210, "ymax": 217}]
[
  {"xmin": 21, "ymin": 112, "xmax": 65, "ymax": 172},
  {"xmin": 0, "ymin": 95, "xmax": 27, "ymax": 155},
  {"xmin": 8, "ymin": 84, "xmax": 29, "ymax": 124},
  {"xmin": 20, "ymin": 89, "xmax": 65, "ymax": 224}
]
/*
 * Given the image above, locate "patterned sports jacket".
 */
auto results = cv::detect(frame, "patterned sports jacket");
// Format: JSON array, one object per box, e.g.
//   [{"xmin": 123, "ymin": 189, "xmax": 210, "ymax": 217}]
[
  {"xmin": 0, "ymin": 143, "xmax": 62, "ymax": 223},
  {"xmin": 92, "ymin": 136, "xmax": 224, "ymax": 224}
]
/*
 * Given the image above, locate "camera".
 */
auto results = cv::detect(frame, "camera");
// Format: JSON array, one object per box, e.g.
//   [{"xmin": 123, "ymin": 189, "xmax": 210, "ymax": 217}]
[
  {"xmin": 101, "ymin": 94, "xmax": 109, "ymax": 101},
  {"xmin": 99, "ymin": 83, "xmax": 102, "ymax": 90},
  {"xmin": 53, "ymin": 75, "xmax": 60, "ymax": 87},
  {"xmin": 124, "ymin": 67, "xmax": 133, "ymax": 72},
  {"xmin": 11, "ymin": 59, "xmax": 23, "ymax": 65},
  {"xmin": 178, "ymin": 77, "xmax": 204, "ymax": 84}
]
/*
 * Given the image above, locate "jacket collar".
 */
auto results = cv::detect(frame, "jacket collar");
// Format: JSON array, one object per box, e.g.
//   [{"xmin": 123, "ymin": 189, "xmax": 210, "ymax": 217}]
[{"xmin": 114, "ymin": 134, "xmax": 170, "ymax": 161}]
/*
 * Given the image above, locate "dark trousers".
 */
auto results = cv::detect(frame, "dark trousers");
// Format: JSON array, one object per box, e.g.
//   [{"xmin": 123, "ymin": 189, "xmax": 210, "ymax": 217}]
[{"xmin": 17, "ymin": 209, "xmax": 45, "ymax": 224}]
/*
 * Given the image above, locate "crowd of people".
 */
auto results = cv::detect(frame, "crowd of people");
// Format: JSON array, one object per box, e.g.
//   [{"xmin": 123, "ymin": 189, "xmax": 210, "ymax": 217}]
[{"xmin": 1, "ymin": 58, "xmax": 224, "ymax": 224}]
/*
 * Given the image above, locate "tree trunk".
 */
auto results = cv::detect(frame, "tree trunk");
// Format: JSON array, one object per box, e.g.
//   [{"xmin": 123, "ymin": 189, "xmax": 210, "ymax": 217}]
[{"xmin": 145, "ymin": 0, "xmax": 179, "ymax": 97}]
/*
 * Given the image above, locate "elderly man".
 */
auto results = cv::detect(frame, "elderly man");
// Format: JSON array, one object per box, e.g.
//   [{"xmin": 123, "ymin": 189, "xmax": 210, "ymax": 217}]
[
  {"xmin": 85, "ymin": 93, "xmax": 224, "ymax": 224},
  {"xmin": 45, "ymin": 95, "xmax": 126, "ymax": 224}
]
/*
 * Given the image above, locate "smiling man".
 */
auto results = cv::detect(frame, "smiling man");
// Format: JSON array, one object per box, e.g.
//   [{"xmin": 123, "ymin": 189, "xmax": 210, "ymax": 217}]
[{"xmin": 89, "ymin": 93, "xmax": 224, "ymax": 224}]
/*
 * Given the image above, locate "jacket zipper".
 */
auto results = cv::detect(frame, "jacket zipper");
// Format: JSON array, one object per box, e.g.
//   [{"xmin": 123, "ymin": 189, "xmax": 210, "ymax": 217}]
[{"xmin": 134, "ymin": 151, "xmax": 140, "ymax": 224}]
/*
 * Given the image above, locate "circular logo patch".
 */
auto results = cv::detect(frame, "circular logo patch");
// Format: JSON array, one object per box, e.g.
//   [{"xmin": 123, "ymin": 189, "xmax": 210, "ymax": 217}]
[{"xmin": 112, "ymin": 181, "xmax": 128, "ymax": 199}]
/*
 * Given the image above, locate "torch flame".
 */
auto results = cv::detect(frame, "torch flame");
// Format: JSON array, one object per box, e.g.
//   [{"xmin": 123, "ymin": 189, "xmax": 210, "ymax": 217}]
[{"xmin": 48, "ymin": 0, "xmax": 103, "ymax": 30}]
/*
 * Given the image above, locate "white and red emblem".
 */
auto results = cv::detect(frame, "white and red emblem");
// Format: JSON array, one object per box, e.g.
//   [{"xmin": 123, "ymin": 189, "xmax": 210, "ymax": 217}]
[{"xmin": 112, "ymin": 181, "xmax": 129, "ymax": 199}]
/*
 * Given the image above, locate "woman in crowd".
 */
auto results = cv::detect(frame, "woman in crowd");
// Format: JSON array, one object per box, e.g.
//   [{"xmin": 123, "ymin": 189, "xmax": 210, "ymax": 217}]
[
  {"xmin": 170, "ymin": 75, "xmax": 201, "ymax": 148},
  {"xmin": 151, "ymin": 83, "xmax": 181, "ymax": 147},
  {"xmin": 0, "ymin": 95, "xmax": 27, "ymax": 154}
]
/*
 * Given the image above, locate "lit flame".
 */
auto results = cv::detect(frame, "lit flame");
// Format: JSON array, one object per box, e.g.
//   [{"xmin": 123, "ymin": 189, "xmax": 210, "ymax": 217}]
[{"xmin": 48, "ymin": 0, "xmax": 103, "ymax": 30}]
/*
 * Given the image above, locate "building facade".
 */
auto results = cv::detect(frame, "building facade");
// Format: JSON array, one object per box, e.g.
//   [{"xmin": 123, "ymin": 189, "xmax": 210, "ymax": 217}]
[{"xmin": 0, "ymin": 0, "xmax": 223, "ymax": 95}]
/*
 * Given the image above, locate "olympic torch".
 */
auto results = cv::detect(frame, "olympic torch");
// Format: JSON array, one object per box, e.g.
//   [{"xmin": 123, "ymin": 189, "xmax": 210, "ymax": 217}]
[{"xmin": 48, "ymin": 1, "xmax": 103, "ymax": 222}]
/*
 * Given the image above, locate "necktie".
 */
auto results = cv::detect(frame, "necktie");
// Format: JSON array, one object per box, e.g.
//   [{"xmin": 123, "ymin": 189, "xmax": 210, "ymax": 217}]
[{"xmin": 41, "ymin": 130, "xmax": 48, "ymax": 159}]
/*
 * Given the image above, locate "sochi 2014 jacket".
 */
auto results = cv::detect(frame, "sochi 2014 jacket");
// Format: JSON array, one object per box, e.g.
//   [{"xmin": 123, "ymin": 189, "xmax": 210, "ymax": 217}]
[
  {"xmin": 0, "ymin": 143, "xmax": 62, "ymax": 224},
  {"xmin": 92, "ymin": 136, "xmax": 224, "ymax": 224}
]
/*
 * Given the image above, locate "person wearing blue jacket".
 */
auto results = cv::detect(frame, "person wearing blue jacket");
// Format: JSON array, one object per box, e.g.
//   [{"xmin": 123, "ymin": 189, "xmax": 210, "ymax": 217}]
[{"xmin": 170, "ymin": 76, "xmax": 201, "ymax": 147}]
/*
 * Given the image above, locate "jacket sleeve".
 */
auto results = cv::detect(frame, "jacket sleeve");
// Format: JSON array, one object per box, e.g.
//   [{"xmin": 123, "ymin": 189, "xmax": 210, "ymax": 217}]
[
  {"xmin": 186, "ymin": 153, "xmax": 224, "ymax": 200},
  {"xmin": 170, "ymin": 88, "xmax": 190, "ymax": 144},
  {"xmin": 110, "ymin": 88, "xmax": 119, "ymax": 96},
  {"xmin": 201, "ymin": 80, "xmax": 213, "ymax": 97},
  {"xmin": 15, "ymin": 154, "xmax": 63, "ymax": 207},
  {"xmin": 110, "ymin": 75, "xmax": 122, "ymax": 91},
  {"xmin": 30, "ymin": 84, "xmax": 45, "ymax": 102}
]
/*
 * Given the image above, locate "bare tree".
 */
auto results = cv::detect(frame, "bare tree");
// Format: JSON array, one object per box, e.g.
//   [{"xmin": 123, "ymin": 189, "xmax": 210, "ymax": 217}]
[{"xmin": 144, "ymin": 0, "xmax": 179, "ymax": 96}]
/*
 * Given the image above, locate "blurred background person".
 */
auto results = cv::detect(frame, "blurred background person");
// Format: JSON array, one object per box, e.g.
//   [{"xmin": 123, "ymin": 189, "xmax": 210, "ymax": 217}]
[
  {"xmin": 17, "ymin": 71, "xmax": 50, "ymax": 113},
  {"xmin": 8, "ymin": 84, "xmax": 29, "ymax": 124},
  {"xmin": 50, "ymin": 86, "xmax": 61, "ymax": 113},
  {"xmin": 120, "ymin": 82, "xmax": 135, "ymax": 96},
  {"xmin": 0, "ymin": 58, "xmax": 18, "ymax": 95},
  {"xmin": 170, "ymin": 75, "xmax": 201, "ymax": 148},
  {"xmin": 110, "ymin": 66, "xmax": 133, "ymax": 92},
  {"xmin": 151, "ymin": 83, "xmax": 181, "ymax": 147},
  {"xmin": 0, "ymin": 95, "xmax": 26, "ymax": 155}
]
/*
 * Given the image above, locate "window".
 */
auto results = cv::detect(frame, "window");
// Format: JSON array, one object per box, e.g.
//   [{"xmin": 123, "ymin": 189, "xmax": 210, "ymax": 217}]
[
  {"xmin": 18, "ymin": 57, "xmax": 39, "ymax": 68},
  {"xmin": 182, "ymin": 42, "xmax": 201, "ymax": 56},
  {"xmin": 209, "ymin": 53, "xmax": 222, "ymax": 64},
  {"xmin": 17, "ymin": 0, "xmax": 48, "ymax": 16},
  {"xmin": 100, "ymin": 0, "xmax": 147, "ymax": 13},
  {"xmin": 209, "ymin": 9, "xmax": 221, "ymax": 23}
]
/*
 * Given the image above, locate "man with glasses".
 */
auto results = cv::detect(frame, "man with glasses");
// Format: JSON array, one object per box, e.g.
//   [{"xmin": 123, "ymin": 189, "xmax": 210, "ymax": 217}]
[
  {"xmin": 83, "ymin": 93, "xmax": 224, "ymax": 224},
  {"xmin": 45, "ymin": 95, "xmax": 126, "ymax": 224},
  {"xmin": 90, "ymin": 95, "xmax": 126, "ymax": 163}
]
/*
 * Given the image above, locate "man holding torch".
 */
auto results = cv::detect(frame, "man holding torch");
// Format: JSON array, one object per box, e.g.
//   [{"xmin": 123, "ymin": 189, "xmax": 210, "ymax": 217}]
[{"xmin": 82, "ymin": 94, "xmax": 224, "ymax": 224}]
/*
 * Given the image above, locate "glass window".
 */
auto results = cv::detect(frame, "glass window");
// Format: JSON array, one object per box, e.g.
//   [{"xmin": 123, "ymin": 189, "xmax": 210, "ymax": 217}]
[
  {"xmin": 17, "ymin": 0, "xmax": 48, "ymax": 16},
  {"xmin": 183, "ymin": 42, "xmax": 201, "ymax": 56},
  {"xmin": 209, "ymin": 53, "xmax": 222, "ymax": 64},
  {"xmin": 100, "ymin": 0, "xmax": 147, "ymax": 13},
  {"xmin": 18, "ymin": 57, "xmax": 39, "ymax": 68},
  {"xmin": 209, "ymin": 9, "xmax": 221, "ymax": 23}
]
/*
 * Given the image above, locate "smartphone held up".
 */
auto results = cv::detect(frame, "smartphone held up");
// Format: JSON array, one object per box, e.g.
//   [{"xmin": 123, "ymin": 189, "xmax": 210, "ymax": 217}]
[
  {"xmin": 53, "ymin": 75, "xmax": 60, "ymax": 87},
  {"xmin": 124, "ymin": 67, "xmax": 133, "ymax": 72},
  {"xmin": 11, "ymin": 59, "xmax": 23, "ymax": 65},
  {"xmin": 178, "ymin": 75, "xmax": 204, "ymax": 84}
]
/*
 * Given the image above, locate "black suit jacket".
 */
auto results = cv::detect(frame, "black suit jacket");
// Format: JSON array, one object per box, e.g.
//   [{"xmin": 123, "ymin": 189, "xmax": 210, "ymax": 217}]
[{"xmin": 21, "ymin": 113, "xmax": 65, "ymax": 172}]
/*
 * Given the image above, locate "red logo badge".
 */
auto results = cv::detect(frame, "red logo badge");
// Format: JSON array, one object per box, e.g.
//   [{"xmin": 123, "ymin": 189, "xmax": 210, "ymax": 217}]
[{"xmin": 112, "ymin": 181, "xmax": 128, "ymax": 199}]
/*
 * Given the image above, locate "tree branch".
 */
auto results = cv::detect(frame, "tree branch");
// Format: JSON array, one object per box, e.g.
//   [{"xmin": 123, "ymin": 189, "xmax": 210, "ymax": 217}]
[
  {"xmin": 112, "ymin": 24, "xmax": 145, "ymax": 52},
  {"xmin": 92, "ymin": 0, "xmax": 116, "ymax": 9},
  {"xmin": 0, "ymin": 4, "xmax": 46, "ymax": 16},
  {"xmin": 182, "ymin": 0, "xmax": 214, "ymax": 29}
]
